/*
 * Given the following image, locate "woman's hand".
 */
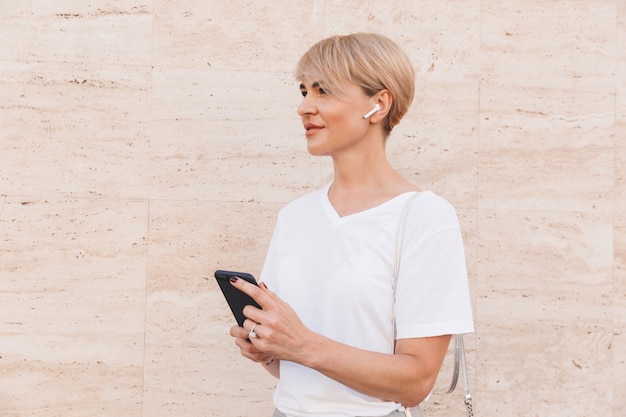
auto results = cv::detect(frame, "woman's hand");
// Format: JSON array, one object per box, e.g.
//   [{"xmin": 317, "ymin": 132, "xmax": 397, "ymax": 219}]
[
  {"xmin": 228, "ymin": 276, "xmax": 317, "ymax": 379},
  {"xmin": 228, "ymin": 276, "xmax": 316, "ymax": 366}
]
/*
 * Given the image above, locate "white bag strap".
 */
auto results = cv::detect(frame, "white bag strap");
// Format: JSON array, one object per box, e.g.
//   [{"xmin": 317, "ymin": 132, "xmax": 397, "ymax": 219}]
[
  {"xmin": 393, "ymin": 193, "xmax": 419, "ymax": 280},
  {"xmin": 447, "ymin": 334, "xmax": 473, "ymax": 417},
  {"xmin": 393, "ymin": 192, "xmax": 473, "ymax": 417}
]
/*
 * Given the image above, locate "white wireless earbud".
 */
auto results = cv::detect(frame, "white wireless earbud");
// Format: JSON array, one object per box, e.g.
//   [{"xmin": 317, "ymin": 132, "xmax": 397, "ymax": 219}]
[{"xmin": 363, "ymin": 103, "xmax": 381, "ymax": 119}]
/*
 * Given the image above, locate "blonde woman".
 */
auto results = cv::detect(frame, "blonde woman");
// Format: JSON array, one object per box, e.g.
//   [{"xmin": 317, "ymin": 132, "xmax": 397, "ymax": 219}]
[{"xmin": 229, "ymin": 33, "xmax": 474, "ymax": 417}]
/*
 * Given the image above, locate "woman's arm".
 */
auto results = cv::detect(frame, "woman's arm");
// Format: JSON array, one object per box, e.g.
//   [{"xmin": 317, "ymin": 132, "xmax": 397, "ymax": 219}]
[
  {"xmin": 230, "ymin": 277, "xmax": 450, "ymax": 406},
  {"xmin": 303, "ymin": 334, "xmax": 450, "ymax": 406}
]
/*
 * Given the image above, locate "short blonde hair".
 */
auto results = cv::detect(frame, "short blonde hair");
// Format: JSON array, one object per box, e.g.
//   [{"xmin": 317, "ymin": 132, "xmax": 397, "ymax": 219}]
[{"xmin": 295, "ymin": 33, "xmax": 415, "ymax": 135}]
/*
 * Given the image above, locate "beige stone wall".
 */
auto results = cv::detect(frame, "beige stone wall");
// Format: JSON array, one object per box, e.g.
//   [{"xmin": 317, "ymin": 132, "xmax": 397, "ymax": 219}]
[{"xmin": 1, "ymin": 1, "xmax": 624, "ymax": 416}]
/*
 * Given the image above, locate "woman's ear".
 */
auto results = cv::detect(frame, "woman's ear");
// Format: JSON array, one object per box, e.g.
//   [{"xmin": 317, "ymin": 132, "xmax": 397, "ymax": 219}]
[{"xmin": 366, "ymin": 90, "xmax": 392, "ymax": 123}]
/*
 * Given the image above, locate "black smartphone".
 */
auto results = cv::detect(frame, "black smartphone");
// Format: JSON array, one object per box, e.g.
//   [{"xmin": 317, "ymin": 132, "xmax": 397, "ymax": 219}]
[{"xmin": 214, "ymin": 270, "xmax": 262, "ymax": 326}]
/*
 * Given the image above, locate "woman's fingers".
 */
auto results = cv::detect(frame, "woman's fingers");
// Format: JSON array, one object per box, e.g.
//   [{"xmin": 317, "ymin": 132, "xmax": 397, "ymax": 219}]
[
  {"xmin": 229, "ymin": 323, "xmax": 247, "ymax": 338},
  {"xmin": 229, "ymin": 276, "xmax": 273, "ymax": 308},
  {"xmin": 230, "ymin": 324, "xmax": 269, "ymax": 363},
  {"xmin": 230, "ymin": 277, "xmax": 278, "ymax": 324}
]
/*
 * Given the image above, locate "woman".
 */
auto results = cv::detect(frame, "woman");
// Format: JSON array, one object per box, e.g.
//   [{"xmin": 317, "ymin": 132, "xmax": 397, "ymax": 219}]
[{"xmin": 229, "ymin": 33, "xmax": 474, "ymax": 417}]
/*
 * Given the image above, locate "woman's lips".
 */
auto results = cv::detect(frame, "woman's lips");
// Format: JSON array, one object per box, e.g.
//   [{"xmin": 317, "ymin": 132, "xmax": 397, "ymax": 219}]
[{"xmin": 304, "ymin": 123, "xmax": 323, "ymax": 137}]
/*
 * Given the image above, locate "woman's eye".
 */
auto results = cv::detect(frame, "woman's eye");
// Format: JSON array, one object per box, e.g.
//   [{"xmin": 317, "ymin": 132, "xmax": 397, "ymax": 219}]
[{"xmin": 299, "ymin": 86, "xmax": 327, "ymax": 98}]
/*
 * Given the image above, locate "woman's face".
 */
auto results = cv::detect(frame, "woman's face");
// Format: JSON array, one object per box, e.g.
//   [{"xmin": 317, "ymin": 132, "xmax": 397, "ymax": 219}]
[{"xmin": 297, "ymin": 78, "xmax": 374, "ymax": 157}]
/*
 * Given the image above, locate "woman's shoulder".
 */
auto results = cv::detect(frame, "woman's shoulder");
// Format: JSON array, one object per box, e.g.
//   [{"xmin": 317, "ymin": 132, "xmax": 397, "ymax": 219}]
[
  {"xmin": 408, "ymin": 190, "xmax": 461, "ymax": 229},
  {"xmin": 412, "ymin": 190, "xmax": 456, "ymax": 210}
]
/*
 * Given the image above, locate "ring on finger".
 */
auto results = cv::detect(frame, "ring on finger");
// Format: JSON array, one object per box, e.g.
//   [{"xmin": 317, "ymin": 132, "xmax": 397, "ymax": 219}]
[{"xmin": 248, "ymin": 323, "xmax": 259, "ymax": 339}]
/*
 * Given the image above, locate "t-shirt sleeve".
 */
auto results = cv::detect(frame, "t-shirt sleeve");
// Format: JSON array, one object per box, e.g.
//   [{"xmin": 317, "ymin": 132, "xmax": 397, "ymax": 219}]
[{"xmin": 394, "ymin": 199, "xmax": 475, "ymax": 339}]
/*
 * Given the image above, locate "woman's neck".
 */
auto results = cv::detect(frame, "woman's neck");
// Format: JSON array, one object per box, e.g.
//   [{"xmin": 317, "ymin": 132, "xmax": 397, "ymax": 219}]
[{"xmin": 327, "ymin": 154, "xmax": 418, "ymax": 217}]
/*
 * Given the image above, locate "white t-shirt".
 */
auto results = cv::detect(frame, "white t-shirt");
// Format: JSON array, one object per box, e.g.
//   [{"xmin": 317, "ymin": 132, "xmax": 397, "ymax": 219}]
[{"xmin": 261, "ymin": 183, "xmax": 474, "ymax": 417}]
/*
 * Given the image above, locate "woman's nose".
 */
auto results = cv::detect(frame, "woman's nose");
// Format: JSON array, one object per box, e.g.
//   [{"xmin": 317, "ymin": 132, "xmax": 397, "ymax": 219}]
[{"xmin": 297, "ymin": 96, "xmax": 316, "ymax": 116}]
